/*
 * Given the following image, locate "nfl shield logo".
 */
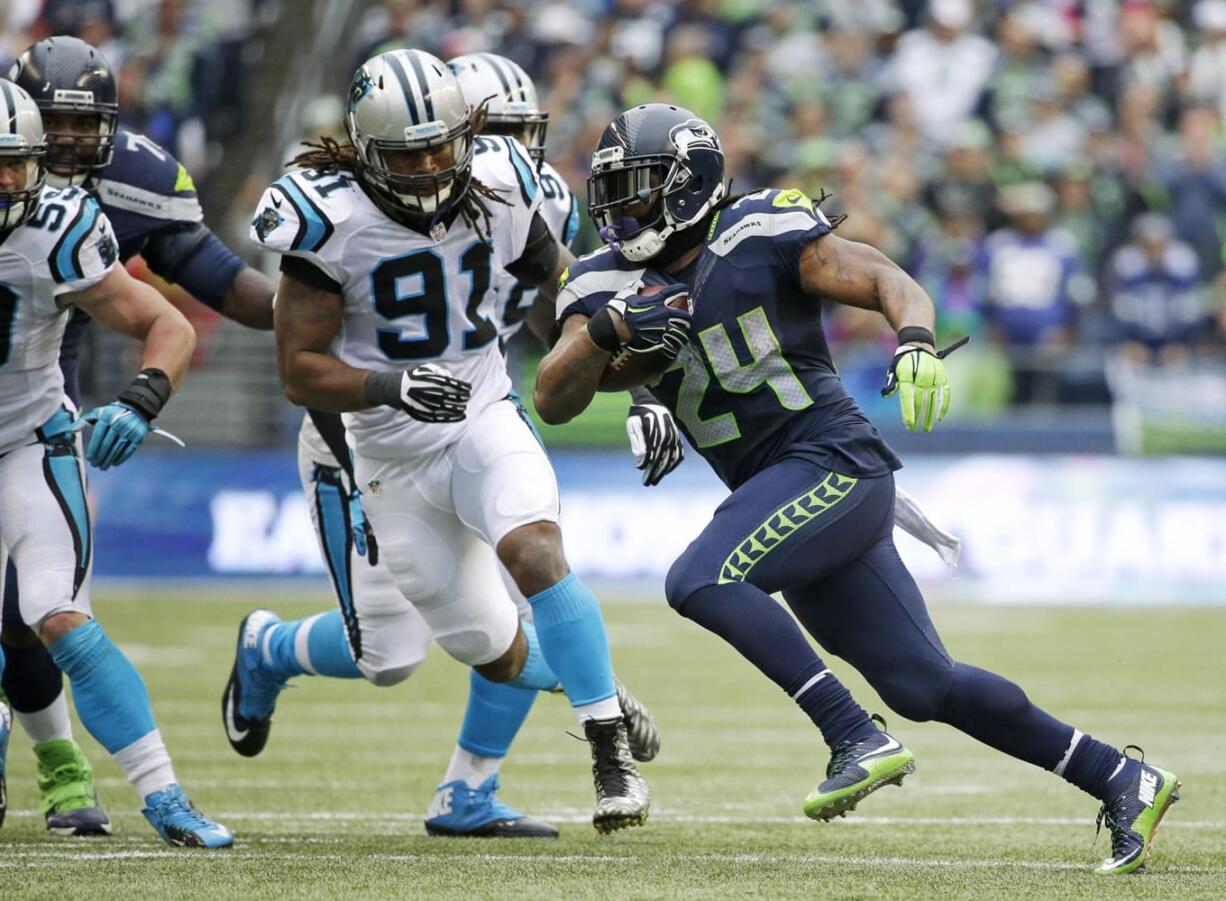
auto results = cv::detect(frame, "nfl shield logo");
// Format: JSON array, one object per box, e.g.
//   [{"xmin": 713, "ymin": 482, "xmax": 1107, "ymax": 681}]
[{"xmin": 430, "ymin": 221, "xmax": 447, "ymax": 242}]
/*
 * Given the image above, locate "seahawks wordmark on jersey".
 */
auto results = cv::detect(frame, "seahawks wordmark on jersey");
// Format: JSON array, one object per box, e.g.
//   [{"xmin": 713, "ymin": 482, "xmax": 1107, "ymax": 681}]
[
  {"xmin": 0, "ymin": 186, "xmax": 118, "ymax": 455},
  {"xmin": 251, "ymin": 136, "xmax": 542, "ymax": 459}
]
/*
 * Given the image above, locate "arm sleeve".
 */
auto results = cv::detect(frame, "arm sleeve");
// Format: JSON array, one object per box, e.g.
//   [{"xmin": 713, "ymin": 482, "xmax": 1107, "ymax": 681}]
[
  {"xmin": 504, "ymin": 211, "xmax": 558, "ymax": 287},
  {"xmin": 143, "ymin": 222, "xmax": 245, "ymax": 309}
]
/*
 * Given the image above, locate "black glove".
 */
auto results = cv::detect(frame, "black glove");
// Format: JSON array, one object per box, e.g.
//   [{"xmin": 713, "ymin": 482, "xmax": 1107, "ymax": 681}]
[
  {"xmin": 366, "ymin": 364, "xmax": 472, "ymax": 423},
  {"xmin": 608, "ymin": 282, "xmax": 693, "ymax": 359},
  {"xmin": 627, "ymin": 402, "xmax": 684, "ymax": 486}
]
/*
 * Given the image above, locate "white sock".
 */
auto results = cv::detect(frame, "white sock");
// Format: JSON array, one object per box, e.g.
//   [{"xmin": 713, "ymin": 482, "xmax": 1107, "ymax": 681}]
[
  {"xmin": 441, "ymin": 745, "xmax": 502, "ymax": 790},
  {"xmin": 574, "ymin": 696, "xmax": 622, "ymax": 723},
  {"xmin": 16, "ymin": 691, "xmax": 74, "ymax": 744},
  {"xmin": 113, "ymin": 729, "xmax": 177, "ymax": 800}
]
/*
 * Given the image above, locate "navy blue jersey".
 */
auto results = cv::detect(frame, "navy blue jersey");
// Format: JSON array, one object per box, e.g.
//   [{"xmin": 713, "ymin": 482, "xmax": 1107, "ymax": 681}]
[
  {"xmin": 59, "ymin": 130, "xmax": 245, "ymax": 402},
  {"xmin": 556, "ymin": 188, "xmax": 901, "ymax": 489}
]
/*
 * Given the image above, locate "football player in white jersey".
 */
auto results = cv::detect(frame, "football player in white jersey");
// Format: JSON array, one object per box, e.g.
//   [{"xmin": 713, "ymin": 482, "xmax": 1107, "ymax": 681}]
[
  {"xmin": 0, "ymin": 80, "xmax": 230, "ymax": 847},
  {"xmin": 244, "ymin": 50, "xmax": 648, "ymax": 833},
  {"xmin": 447, "ymin": 52, "xmax": 685, "ymax": 487}
]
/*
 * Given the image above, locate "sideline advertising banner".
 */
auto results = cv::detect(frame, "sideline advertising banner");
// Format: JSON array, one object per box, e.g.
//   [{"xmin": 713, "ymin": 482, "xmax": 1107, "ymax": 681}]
[{"xmin": 91, "ymin": 451, "xmax": 1226, "ymax": 604}]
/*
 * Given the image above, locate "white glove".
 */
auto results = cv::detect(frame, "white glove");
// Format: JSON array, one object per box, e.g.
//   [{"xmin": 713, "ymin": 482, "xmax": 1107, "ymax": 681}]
[
  {"xmin": 893, "ymin": 485, "xmax": 961, "ymax": 566},
  {"xmin": 627, "ymin": 403, "xmax": 684, "ymax": 486}
]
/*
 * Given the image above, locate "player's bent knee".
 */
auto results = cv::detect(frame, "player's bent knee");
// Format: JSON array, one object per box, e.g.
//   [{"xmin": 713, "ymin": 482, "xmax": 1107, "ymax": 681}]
[
  {"xmin": 497, "ymin": 522, "xmax": 567, "ymax": 595},
  {"xmin": 664, "ymin": 552, "xmax": 710, "ymax": 614},
  {"xmin": 434, "ymin": 627, "xmax": 508, "ymax": 669},
  {"xmin": 873, "ymin": 660, "xmax": 956, "ymax": 723},
  {"xmin": 37, "ymin": 610, "xmax": 89, "ymax": 646},
  {"xmin": 361, "ymin": 659, "xmax": 423, "ymax": 688}
]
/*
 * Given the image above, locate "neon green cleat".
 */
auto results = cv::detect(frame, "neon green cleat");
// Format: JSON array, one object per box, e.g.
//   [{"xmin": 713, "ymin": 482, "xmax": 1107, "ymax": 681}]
[
  {"xmin": 35, "ymin": 739, "xmax": 112, "ymax": 836},
  {"xmin": 803, "ymin": 728, "xmax": 915, "ymax": 821},
  {"xmin": 1094, "ymin": 754, "xmax": 1181, "ymax": 875}
]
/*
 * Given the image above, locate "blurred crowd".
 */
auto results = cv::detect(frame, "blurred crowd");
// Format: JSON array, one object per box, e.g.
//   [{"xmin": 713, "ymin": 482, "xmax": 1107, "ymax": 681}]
[
  {"xmin": 1, "ymin": 0, "xmax": 268, "ymax": 183},
  {"xmin": 355, "ymin": 0, "xmax": 1226, "ymax": 411}
]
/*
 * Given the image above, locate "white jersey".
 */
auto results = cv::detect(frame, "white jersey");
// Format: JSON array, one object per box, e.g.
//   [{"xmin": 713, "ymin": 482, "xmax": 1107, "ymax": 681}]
[
  {"xmin": 0, "ymin": 186, "xmax": 118, "ymax": 455},
  {"xmin": 252, "ymin": 136, "xmax": 543, "ymax": 460},
  {"xmin": 493, "ymin": 158, "xmax": 579, "ymax": 339}
]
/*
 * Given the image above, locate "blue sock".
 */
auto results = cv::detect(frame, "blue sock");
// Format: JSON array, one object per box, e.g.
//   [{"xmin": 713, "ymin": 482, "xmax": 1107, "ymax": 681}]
[
  {"xmin": 265, "ymin": 610, "xmax": 361, "ymax": 680},
  {"xmin": 459, "ymin": 669, "xmax": 539, "ymax": 758},
  {"xmin": 525, "ymin": 573, "xmax": 616, "ymax": 708},
  {"xmin": 506, "ymin": 620, "xmax": 560, "ymax": 692},
  {"xmin": 1061, "ymin": 732, "xmax": 1140, "ymax": 801},
  {"xmin": 48, "ymin": 620, "xmax": 155, "ymax": 754},
  {"xmin": 677, "ymin": 583, "xmax": 875, "ymax": 748}
]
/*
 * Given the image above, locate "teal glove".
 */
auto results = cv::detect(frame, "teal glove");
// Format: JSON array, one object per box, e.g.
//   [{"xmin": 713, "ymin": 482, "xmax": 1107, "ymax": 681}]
[
  {"xmin": 79, "ymin": 403, "xmax": 150, "ymax": 469},
  {"xmin": 881, "ymin": 337, "xmax": 968, "ymax": 432}
]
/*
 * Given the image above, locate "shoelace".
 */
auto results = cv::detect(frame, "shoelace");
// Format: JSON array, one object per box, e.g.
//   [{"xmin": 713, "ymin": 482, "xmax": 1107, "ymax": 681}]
[
  {"xmin": 588, "ymin": 725, "xmax": 631, "ymax": 797},
  {"xmin": 826, "ymin": 714, "xmax": 892, "ymax": 779},
  {"xmin": 1093, "ymin": 744, "xmax": 1146, "ymax": 853},
  {"xmin": 151, "ymin": 793, "xmax": 212, "ymax": 831}
]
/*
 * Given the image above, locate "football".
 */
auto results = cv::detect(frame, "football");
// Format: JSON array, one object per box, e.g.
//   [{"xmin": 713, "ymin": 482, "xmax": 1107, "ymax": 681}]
[{"xmin": 597, "ymin": 285, "xmax": 689, "ymax": 392}]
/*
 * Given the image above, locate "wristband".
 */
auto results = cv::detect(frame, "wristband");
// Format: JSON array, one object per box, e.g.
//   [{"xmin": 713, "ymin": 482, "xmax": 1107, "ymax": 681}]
[
  {"xmin": 364, "ymin": 370, "xmax": 402, "ymax": 408},
  {"xmin": 586, "ymin": 306, "xmax": 623, "ymax": 354},
  {"xmin": 362, "ymin": 370, "xmax": 402, "ymax": 409},
  {"xmin": 897, "ymin": 326, "xmax": 935, "ymax": 348},
  {"xmin": 116, "ymin": 368, "xmax": 172, "ymax": 421}
]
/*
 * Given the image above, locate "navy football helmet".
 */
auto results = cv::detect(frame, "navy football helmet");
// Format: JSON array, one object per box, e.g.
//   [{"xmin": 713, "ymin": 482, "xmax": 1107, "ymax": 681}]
[
  {"xmin": 587, "ymin": 104, "xmax": 726, "ymax": 263},
  {"xmin": 9, "ymin": 36, "xmax": 119, "ymax": 187}
]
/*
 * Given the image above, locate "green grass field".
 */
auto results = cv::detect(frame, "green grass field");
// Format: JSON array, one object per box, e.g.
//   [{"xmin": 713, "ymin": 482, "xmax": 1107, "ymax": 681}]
[{"xmin": 3, "ymin": 588, "xmax": 1224, "ymax": 899}]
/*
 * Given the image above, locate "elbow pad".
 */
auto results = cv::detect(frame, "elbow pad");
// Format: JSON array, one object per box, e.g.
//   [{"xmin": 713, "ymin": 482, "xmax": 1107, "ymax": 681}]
[{"xmin": 504, "ymin": 212, "xmax": 559, "ymax": 287}]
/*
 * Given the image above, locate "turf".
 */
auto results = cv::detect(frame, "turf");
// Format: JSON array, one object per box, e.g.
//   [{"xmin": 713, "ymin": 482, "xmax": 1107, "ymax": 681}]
[{"xmin": 3, "ymin": 589, "xmax": 1224, "ymax": 899}]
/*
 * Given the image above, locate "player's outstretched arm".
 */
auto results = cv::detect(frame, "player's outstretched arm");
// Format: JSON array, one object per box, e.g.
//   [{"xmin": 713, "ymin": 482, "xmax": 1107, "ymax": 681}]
[
  {"xmin": 67, "ymin": 265, "xmax": 197, "ymax": 468},
  {"xmin": 534, "ymin": 313, "xmax": 612, "ymax": 424},
  {"xmin": 217, "ymin": 267, "xmax": 275, "ymax": 330},
  {"xmin": 799, "ymin": 233, "xmax": 953, "ymax": 432},
  {"xmin": 798, "ymin": 233, "xmax": 936, "ymax": 346},
  {"xmin": 68, "ymin": 264, "xmax": 196, "ymax": 387}
]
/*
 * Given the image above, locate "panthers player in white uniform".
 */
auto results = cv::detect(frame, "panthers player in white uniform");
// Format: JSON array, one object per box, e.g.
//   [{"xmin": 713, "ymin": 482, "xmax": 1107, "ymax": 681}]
[
  {"xmin": 243, "ymin": 50, "xmax": 648, "ymax": 833},
  {"xmin": 0, "ymin": 80, "xmax": 230, "ymax": 847}
]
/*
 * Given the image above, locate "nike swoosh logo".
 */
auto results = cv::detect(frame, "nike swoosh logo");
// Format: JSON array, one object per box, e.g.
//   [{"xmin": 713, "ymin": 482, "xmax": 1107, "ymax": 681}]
[
  {"xmin": 860, "ymin": 735, "xmax": 902, "ymax": 760},
  {"xmin": 224, "ymin": 692, "xmax": 249, "ymax": 742},
  {"xmin": 271, "ymin": 195, "xmax": 282, "ymax": 208}
]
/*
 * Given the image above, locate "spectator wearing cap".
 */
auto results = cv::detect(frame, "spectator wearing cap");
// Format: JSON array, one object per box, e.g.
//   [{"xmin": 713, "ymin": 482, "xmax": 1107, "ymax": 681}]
[
  {"xmin": 982, "ymin": 182, "xmax": 1092, "ymax": 401},
  {"xmin": 1107, "ymin": 213, "xmax": 1210, "ymax": 363},
  {"xmin": 889, "ymin": 0, "xmax": 997, "ymax": 140}
]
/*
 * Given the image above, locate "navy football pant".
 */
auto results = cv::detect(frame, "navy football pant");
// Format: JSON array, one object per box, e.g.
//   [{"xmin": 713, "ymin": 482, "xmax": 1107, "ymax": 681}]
[
  {"xmin": 667, "ymin": 458, "xmax": 1119, "ymax": 790},
  {"xmin": 2, "ymin": 560, "xmax": 66, "ymax": 713}
]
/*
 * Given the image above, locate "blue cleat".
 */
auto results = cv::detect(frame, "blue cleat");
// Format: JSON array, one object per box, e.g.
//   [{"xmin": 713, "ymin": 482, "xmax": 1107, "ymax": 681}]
[
  {"xmin": 142, "ymin": 784, "xmax": 233, "ymax": 848},
  {"xmin": 221, "ymin": 609, "xmax": 286, "ymax": 757},
  {"xmin": 0, "ymin": 697, "xmax": 10, "ymax": 829},
  {"xmin": 424, "ymin": 775, "xmax": 559, "ymax": 838}
]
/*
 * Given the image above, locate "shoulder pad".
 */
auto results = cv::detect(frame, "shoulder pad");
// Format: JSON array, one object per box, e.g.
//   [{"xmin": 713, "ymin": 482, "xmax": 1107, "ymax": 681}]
[
  {"xmin": 251, "ymin": 168, "xmax": 358, "ymax": 256},
  {"xmin": 472, "ymin": 135, "xmax": 539, "ymax": 208},
  {"xmin": 93, "ymin": 130, "xmax": 203, "ymax": 223},
  {"xmin": 558, "ymin": 245, "xmax": 641, "ymax": 296},
  {"xmin": 706, "ymin": 188, "xmax": 830, "ymax": 258},
  {"xmin": 35, "ymin": 189, "xmax": 119, "ymax": 287}
]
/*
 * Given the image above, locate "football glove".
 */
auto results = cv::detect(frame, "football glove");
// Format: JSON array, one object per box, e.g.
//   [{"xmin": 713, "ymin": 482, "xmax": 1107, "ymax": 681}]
[
  {"xmin": 881, "ymin": 336, "xmax": 968, "ymax": 432},
  {"xmin": 348, "ymin": 487, "xmax": 378, "ymax": 564},
  {"xmin": 608, "ymin": 283, "xmax": 692, "ymax": 359},
  {"xmin": 79, "ymin": 403, "xmax": 150, "ymax": 469},
  {"xmin": 627, "ymin": 403, "xmax": 684, "ymax": 486},
  {"xmin": 371, "ymin": 364, "xmax": 472, "ymax": 423}
]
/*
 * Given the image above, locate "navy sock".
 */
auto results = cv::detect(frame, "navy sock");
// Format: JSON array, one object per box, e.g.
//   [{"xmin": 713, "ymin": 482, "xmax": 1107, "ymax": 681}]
[
  {"xmin": 1060, "ymin": 732, "xmax": 1140, "ymax": 801},
  {"xmin": 0, "ymin": 636, "xmax": 64, "ymax": 713},
  {"xmin": 677, "ymin": 583, "xmax": 874, "ymax": 748}
]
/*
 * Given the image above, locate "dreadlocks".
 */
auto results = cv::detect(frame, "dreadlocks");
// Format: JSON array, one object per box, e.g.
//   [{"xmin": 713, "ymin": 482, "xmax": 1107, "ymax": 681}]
[{"xmin": 289, "ymin": 105, "xmax": 510, "ymax": 242}]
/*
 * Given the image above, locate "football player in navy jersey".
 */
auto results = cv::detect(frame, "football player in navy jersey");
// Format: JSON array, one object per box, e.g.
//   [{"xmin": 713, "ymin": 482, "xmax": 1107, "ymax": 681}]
[
  {"xmin": 536, "ymin": 104, "xmax": 1180, "ymax": 875},
  {"xmin": 1, "ymin": 36, "xmax": 275, "ymax": 836}
]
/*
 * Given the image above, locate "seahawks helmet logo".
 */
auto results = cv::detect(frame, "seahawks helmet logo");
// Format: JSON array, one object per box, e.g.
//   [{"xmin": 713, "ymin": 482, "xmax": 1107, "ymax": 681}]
[
  {"xmin": 253, "ymin": 206, "xmax": 284, "ymax": 241},
  {"xmin": 669, "ymin": 119, "xmax": 720, "ymax": 160}
]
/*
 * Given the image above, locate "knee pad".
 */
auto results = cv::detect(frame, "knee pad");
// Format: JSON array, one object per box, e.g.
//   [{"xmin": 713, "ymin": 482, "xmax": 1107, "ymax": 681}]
[
  {"xmin": 665, "ymin": 550, "xmax": 708, "ymax": 613},
  {"xmin": 360, "ymin": 658, "xmax": 423, "ymax": 688},
  {"xmin": 434, "ymin": 627, "xmax": 507, "ymax": 668}
]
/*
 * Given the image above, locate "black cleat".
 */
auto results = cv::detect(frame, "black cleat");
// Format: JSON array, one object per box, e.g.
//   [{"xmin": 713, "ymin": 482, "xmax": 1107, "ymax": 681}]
[
  {"xmin": 585, "ymin": 716, "xmax": 650, "ymax": 834},
  {"xmin": 616, "ymin": 680, "xmax": 660, "ymax": 763}
]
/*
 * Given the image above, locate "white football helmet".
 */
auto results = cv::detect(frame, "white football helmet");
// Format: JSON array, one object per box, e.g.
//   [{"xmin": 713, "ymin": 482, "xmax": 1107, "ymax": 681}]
[
  {"xmin": 447, "ymin": 53, "xmax": 548, "ymax": 164},
  {"xmin": 0, "ymin": 79, "xmax": 47, "ymax": 230},
  {"xmin": 345, "ymin": 49, "xmax": 472, "ymax": 219}
]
